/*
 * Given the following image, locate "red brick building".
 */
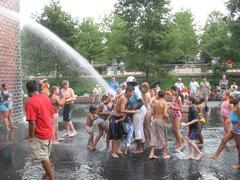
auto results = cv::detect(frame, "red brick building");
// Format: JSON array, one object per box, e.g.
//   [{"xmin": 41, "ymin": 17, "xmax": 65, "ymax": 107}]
[{"xmin": 0, "ymin": 0, "xmax": 22, "ymax": 127}]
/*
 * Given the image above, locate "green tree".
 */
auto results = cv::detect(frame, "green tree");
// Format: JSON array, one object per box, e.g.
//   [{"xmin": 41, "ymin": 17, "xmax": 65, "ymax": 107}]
[
  {"xmin": 200, "ymin": 11, "xmax": 230, "ymax": 62},
  {"xmin": 115, "ymin": 0, "xmax": 171, "ymax": 80},
  {"xmin": 168, "ymin": 10, "xmax": 198, "ymax": 62},
  {"xmin": 22, "ymin": 0, "xmax": 80, "ymax": 84},
  {"xmin": 226, "ymin": 0, "xmax": 240, "ymax": 61},
  {"xmin": 100, "ymin": 13, "xmax": 130, "ymax": 64},
  {"xmin": 76, "ymin": 17, "xmax": 104, "ymax": 64},
  {"xmin": 35, "ymin": 0, "xmax": 79, "ymax": 47}
]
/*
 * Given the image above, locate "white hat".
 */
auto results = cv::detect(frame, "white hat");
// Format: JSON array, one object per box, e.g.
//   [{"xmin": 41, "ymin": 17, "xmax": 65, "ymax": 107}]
[
  {"xmin": 177, "ymin": 78, "xmax": 181, "ymax": 81},
  {"xmin": 126, "ymin": 76, "xmax": 136, "ymax": 83}
]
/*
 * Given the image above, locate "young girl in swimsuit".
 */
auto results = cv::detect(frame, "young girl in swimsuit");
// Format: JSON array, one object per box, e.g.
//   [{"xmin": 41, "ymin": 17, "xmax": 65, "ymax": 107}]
[
  {"xmin": 141, "ymin": 82, "xmax": 152, "ymax": 145},
  {"xmin": 49, "ymin": 86, "xmax": 66, "ymax": 144},
  {"xmin": 181, "ymin": 96, "xmax": 203, "ymax": 160},
  {"xmin": 91, "ymin": 95, "xmax": 111, "ymax": 150},
  {"xmin": 220, "ymin": 91, "xmax": 232, "ymax": 134},
  {"xmin": 196, "ymin": 97, "xmax": 206, "ymax": 149},
  {"xmin": 171, "ymin": 85, "xmax": 184, "ymax": 151},
  {"xmin": 210, "ymin": 95, "xmax": 240, "ymax": 169}
]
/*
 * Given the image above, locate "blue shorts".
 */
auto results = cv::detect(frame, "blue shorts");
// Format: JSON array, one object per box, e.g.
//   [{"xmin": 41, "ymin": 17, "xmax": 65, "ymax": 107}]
[
  {"xmin": 0, "ymin": 104, "xmax": 9, "ymax": 112},
  {"xmin": 188, "ymin": 130, "xmax": 201, "ymax": 140}
]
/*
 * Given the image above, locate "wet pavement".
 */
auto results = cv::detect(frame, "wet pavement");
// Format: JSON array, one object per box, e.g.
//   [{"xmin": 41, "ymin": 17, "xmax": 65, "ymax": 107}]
[{"xmin": 1, "ymin": 102, "xmax": 240, "ymax": 180}]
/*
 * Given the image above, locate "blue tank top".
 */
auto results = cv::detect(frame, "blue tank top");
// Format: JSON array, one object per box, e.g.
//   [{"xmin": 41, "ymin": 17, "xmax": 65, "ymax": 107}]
[
  {"xmin": 231, "ymin": 112, "xmax": 239, "ymax": 124},
  {"xmin": 231, "ymin": 112, "xmax": 240, "ymax": 135}
]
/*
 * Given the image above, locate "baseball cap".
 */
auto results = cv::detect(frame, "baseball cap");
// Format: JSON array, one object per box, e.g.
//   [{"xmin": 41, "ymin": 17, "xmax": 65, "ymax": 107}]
[
  {"xmin": 177, "ymin": 78, "xmax": 181, "ymax": 81},
  {"xmin": 126, "ymin": 76, "xmax": 136, "ymax": 83}
]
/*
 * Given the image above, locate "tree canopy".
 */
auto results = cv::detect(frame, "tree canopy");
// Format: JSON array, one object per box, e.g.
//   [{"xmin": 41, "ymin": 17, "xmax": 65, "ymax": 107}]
[
  {"xmin": 200, "ymin": 11, "xmax": 230, "ymax": 62},
  {"xmin": 168, "ymin": 10, "xmax": 198, "ymax": 62},
  {"xmin": 21, "ymin": 0, "xmax": 240, "ymax": 81}
]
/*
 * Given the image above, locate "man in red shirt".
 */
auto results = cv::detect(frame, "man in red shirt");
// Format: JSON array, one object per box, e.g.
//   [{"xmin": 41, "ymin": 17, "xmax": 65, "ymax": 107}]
[{"xmin": 25, "ymin": 80, "xmax": 55, "ymax": 180}]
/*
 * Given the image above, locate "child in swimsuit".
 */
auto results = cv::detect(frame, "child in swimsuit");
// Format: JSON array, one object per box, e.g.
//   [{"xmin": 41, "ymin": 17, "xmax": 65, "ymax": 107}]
[
  {"xmin": 181, "ymin": 96, "xmax": 202, "ymax": 160},
  {"xmin": 86, "ymin": 105, "xmax": 98, "ymax": 149},
  {"xmin": 91, "ymin": 95, "xmax": 111, "ymax": 151},
  {"xmin": 220, "ymin": 91, "xmax": 232, "ymax": 134},
  {"xmin": 230, "ymin": 103, "xmax": 240, "ymax": 169},
  {"xmin": 196, "ymin": 97, "xmax": 206, "ymax": 149}
]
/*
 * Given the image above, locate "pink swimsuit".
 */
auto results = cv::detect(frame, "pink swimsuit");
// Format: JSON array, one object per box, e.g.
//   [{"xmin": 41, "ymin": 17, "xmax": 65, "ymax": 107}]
[
  {"xmin": 220, "ymin": 100, "xmax": 231, "ymax": 118},
  {"xmin": 172, "ymin": 97, "xmax": 182, "ymax": 118}
]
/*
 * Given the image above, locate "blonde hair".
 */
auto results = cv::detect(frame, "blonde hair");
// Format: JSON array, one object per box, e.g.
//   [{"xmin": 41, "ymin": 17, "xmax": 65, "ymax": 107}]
[
  {"xmin": 62, "ymin": 80, "xmax": 69, "ymax": 86},
  {"xmin": 141, "ymin": 82, "xmax": 150, "ymax": 91}
]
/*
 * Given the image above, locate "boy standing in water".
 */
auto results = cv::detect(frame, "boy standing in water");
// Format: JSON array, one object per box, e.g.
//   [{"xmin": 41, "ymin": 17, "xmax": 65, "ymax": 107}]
[
  {"xmin": 25, "ymin": 80, "xmax": 55, "ymax": 180},
  {"xmin": 181, "ymin": 96, "xmax": 202, "ymax": 160},
  {"xmin": 148, "ymin": 90, "xmax": 170, "ymax": 160},
  {"xmin": 86, "ymin": 105, "xmax": 98, "ymax": 149},
  {"xmin": 109, "ymin": 86, "xmax": 139, "ymax": 158},
  {"xmin": 60, "ymin": 80, "xmax": 77, "ymax": 137}
]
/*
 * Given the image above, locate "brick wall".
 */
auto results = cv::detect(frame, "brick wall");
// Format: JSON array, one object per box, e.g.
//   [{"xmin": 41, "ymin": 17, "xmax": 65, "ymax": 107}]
[{"xmin": 0, "ymin": 0, "xmax": 23, "ymax": 128}]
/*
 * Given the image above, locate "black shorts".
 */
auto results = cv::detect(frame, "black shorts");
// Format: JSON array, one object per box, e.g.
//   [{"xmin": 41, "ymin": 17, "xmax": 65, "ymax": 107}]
[
  {"xmin": 63, "ymin": 104, "xmax": 74, "ymax": 122},
  {"xmin": 109, "ymin": 115, "xmax": 125, "ymax": 140}
]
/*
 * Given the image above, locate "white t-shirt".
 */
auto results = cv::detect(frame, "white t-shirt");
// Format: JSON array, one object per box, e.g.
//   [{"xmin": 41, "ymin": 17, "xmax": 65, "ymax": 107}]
[
  {"xmin": 189, "ymin": 81, "xmax": 199, "ymax": 94},
  {"xmin": 175, "ymin": 82, "xmax": 184, "ymax": 91}
]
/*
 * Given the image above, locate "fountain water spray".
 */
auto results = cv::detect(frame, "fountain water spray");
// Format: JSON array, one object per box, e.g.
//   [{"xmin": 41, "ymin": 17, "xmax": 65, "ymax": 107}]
[{"xmin": 0, "ymin": 6, "xmax": 112, "ymax": 93}]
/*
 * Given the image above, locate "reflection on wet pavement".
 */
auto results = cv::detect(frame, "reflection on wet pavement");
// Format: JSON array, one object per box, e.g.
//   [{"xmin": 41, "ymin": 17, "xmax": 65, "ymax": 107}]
[{"xmin": 0, "ymin": 102, "xmax": 240, "ymax": 179}]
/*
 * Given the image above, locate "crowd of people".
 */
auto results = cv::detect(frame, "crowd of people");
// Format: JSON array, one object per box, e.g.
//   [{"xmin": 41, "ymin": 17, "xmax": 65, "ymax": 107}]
[
  {"xmin": 1, "ymin": 74, "xmax": 239, "ymax": 180},
  {"xmin": 85, "ymin": 75, "xmax": 240, "ymax": 168}
]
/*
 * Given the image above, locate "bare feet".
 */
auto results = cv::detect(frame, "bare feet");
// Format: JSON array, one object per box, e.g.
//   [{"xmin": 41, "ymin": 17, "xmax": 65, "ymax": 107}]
[
  {"xmin": 148, "ymin": 155, "xmax": 158, "ymax": 160},
  {"xmin": 133, "ymin": 150, "xmax": 143, "ymax": 154},
  {"xmin": 163, "ymin": 155, "xmax": 171, "ymax": 159},
  {"xmin": 194, "ymin": 153, "xmax": 202, "ymax": 160},
  {"xmin": 232, "ymin": 163, "xmax": 240, "ymax": 169},
  {"xmin": 68, "ymin": 132, "xmax": 77, "ymax": 137},
  {"xmin": 112, "ymin": 153, "xmax": 119, "ymax": 159},
  {"xmin": 187, "ymin": 155, "xmax": 194, "ymax": 160},
  {"xmin": 63, "ymin": 133, "xmax": 69, "ymax": 137},
  {"xmin": 175, "ymin": 145, "xmax": 184, "ymax": 152},
  {"xmin": 11, "ymin": 125, "xmax": 17, "ymax": 129},
  {"xmin": 53, "ymin": 141, "xmax": 60, "ymax": 144},
  {"xmin": 210, "ymin": 155, "xmax": 218, "ymax": 160},
  {"xmin": 57, "ymin": 138, "xmax": 64, "ymax": 141},
  {"xmin": 117, "ymin": 150, "xmax": 123, "ymax": 155},
  {"xmin": 124, "ymin": 149, "xmax": 129, "ymax": 156}
]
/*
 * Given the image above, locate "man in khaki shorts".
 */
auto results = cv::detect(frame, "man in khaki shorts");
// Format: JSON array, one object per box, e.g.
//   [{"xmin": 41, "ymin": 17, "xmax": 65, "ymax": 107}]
[{"xmin": 25, "ymin": 80, "xmax": 55, "ymax": 180}]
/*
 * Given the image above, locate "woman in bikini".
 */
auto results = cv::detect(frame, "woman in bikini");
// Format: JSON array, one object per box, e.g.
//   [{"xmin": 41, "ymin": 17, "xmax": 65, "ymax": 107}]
[
  {"xmin": 171, "ymin": 85, "xmax": 184, "ymax": 151},
  {"xmin": 49, "ymin": 86, "xmax": 66, "ymax": 144},
  {"xmin": 220, "ymin": 91, "xmax": 232, "ymax": 135}
]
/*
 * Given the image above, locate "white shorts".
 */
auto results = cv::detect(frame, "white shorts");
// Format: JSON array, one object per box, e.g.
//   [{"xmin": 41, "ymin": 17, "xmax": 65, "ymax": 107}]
[
  {"xmin": 94, "ymin": 117, "xmax": 105, "ymax": 125},
  {"xmin": 133, "ymin": 112, "xmax": 146, "ymax": 141}
]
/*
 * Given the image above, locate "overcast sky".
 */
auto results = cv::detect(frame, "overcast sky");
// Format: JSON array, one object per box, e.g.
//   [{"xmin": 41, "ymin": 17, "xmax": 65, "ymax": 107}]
[{"xmin": 20, "ymin": 0, "xmax": 228, "ymax": 26}]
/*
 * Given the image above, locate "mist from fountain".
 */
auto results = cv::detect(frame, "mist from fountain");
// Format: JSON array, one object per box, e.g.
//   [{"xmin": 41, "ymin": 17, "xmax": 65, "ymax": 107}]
[{"xmin": 0, "ymin": 6, "xmax": 111, "ymax": 93}]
